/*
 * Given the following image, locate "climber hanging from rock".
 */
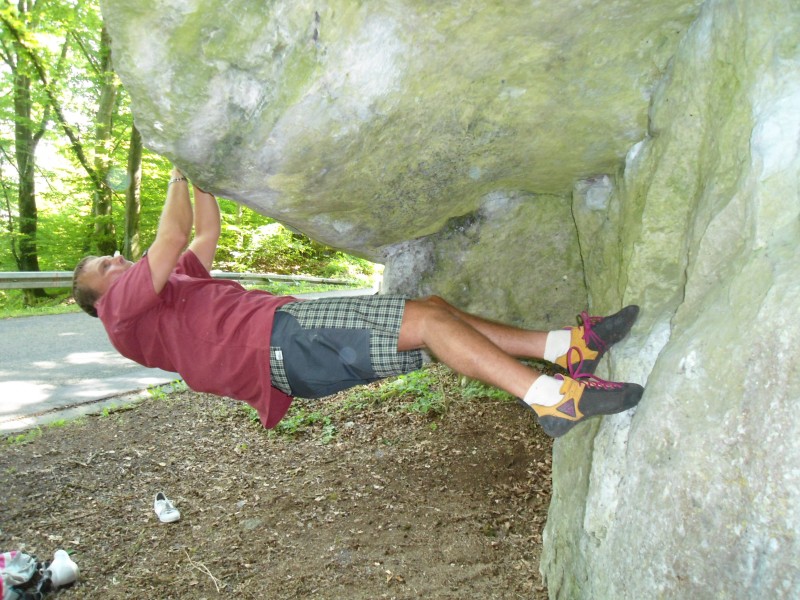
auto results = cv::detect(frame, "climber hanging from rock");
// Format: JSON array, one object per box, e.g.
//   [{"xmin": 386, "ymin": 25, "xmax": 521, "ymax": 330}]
[{"xmin": 71, "ymin": 168, "xmax": 644, "ymax": 438}]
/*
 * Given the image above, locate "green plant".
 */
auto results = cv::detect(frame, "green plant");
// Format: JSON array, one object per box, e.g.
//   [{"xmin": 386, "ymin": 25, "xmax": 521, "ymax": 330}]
[
  {"xmin": 266, "ymin": 404, "xmax": 337, "ymax": 443},
  {"xmin": 147, "ymin": 385, "xmax": 168, "ymax": 401},
  {"xmin": 460, "ymin": 378, "xmax": 514, "ymax": 402},
  {"xmin": 385, "ymin": 369, "xmax": 448, "ymax": 416},
  {"xmin": 215, "ymin": 220, "xmax": 376, "ymax": 281},
  {"xmin": 340, "ymin": 367, "xmax": 449, "ymax": 417},
  {"xmin": 320, "ymin": 421, "xmax": 337, "ymax": 445},
  {"xmin": 170, "ymin": 379, "xmax": 188, "ymax": 393},
  {"xmin": 0, "ymin": 290, "xmax": 79, "ymax": 318},
  {"xmin": 4, "ymin": 427, "xmax": 42, "ymax": 446},
  {"xmin": 239, "ymin": 405, "xmax": 261, "ymax": 424}
]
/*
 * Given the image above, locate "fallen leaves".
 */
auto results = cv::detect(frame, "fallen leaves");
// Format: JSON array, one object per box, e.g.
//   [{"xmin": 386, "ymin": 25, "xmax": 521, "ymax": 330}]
[{"xmin": 1, "ymin": 375, "xmax": 552, "ymax": 599}]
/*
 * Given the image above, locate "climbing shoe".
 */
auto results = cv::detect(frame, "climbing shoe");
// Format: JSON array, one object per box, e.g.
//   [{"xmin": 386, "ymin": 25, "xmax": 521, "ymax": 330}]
[
  {"xmin": 555, "ymin": 305, "xmax": 640, "ymax": 374},
  {"xmin": 525, "ymin": 373, "xmax": 644, "ymax": 438}
]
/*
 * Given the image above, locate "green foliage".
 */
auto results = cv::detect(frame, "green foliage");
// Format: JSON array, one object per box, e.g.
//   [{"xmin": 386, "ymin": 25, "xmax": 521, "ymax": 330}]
[
  {"xmin": 215, "ymin": 216, "xmax": 375, "ymax": 280},
  {"xmin": 235, "ymin": 401, "xmax": 339, "ymax": 443},
  {"xmin": 343, "ymin": 366, "xmax": 449, "ymax": 417},
  {"xmin": 239, "ymin": 404, "xmax": 261, "ymax": 424},
  {"xmin": 340, "ymin": 365, "xmax": 515, "ymax": 419},
  {"xmin": 269, "ymin": 404, "xmax": 337, "ymax": 443},
  {"xmin": 460, "ymin": 378, "xmax": 514, "ymax": 402},
  {"xmin": 169, "ymin": 379, "xmax": 188, "ymax": 393},
  {"xmin": 4, "ymin": 427, "xmax": 42, "ymax": 446},
  {"xmin": 147, "ymin": 385, "xmax": 168, "ymax": 401},
  {"xmin": 0, "ymin": 289, "xmax": 76, "ymax": 316}
]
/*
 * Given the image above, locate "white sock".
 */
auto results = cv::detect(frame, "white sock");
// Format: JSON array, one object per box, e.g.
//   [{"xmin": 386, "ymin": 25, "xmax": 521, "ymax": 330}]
[
  {"xmin": 543, "ymin": 329, "xmax": 571, "ymax": 362},
  {"xmin": 523, "ymin": 375, "xmax": 565, "ymax": 408}
]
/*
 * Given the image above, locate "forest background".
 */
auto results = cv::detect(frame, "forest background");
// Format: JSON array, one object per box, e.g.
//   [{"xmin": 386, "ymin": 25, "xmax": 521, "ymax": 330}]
[{"xmin": 0, "ymin": 0, "xmax": 375, "ymax": 313}]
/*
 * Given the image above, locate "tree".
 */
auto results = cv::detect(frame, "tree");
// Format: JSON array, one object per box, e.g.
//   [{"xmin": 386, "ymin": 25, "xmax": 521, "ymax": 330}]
[
  {"xmin": 123, "ymin": 122, "xmax": 142, "ymax": 258},
  {"xmin": 3, "ymin": 1, "xmax": 126, "ymax": 259},
  {"xmin": 86, "ymin": 25, "xmax": 117, "ymax": 255},
  {"xmin": 0, "ymin": 1, "xmax": 68, "ymax": 301}
]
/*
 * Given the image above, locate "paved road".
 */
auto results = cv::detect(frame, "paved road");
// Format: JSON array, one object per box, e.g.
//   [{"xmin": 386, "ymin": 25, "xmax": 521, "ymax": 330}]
[
  {"xmin": 0, "ymin": 312, "xmax": 178, "ymax": 433},
  {"xmin": 0, "ymin": 287, "xmax": 377, "ymax": 433}
]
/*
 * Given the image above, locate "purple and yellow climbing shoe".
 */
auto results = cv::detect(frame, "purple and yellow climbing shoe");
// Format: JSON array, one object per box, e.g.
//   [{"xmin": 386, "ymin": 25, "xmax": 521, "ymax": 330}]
[
  {"xmin": 555, "ymin": 305, "xmax": 640, "ymax": 374},
  {"xmin": 528, "ymin": 369, "xmax": 644, "ymax": 438}
]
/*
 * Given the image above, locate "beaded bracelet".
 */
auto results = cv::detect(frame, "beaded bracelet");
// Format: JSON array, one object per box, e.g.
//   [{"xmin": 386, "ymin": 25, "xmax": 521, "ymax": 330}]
[{"xmin": 169, "ymin": 176, "xmax": 188, "ymax": 185}]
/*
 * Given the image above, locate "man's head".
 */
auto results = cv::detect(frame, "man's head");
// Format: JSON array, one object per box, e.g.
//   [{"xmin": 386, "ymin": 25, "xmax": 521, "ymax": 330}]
[{"xmin": 72, "ymin": 254, "xmax": 134, "ymax": 317}]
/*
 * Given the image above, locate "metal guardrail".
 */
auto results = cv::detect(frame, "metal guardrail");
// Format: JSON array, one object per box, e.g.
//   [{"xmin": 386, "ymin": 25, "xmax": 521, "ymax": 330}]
[{"xmin": 0, "ymin": 270, "xmax": 358, "ymax": 290}]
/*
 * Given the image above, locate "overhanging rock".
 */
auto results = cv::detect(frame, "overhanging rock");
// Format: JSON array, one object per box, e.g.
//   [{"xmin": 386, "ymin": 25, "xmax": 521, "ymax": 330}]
[{"xmin": 100, "ymin": 0, "xmax": 701, "ymax": 260}]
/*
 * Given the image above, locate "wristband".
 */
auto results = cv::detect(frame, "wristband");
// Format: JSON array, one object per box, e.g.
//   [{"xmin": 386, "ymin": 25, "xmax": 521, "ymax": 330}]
[{"xmin": 169, "ymin": 176, "xmax": 188, "ymax": 185}]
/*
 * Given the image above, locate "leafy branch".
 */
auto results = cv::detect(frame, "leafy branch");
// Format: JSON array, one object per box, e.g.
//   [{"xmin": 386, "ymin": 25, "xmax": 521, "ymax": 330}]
[{"xmin": 0, "ymin": 8, "xmax": 103, "ymax": 191}]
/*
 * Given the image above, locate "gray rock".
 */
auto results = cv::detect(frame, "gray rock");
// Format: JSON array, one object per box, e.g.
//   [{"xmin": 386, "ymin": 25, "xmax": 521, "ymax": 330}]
[
  {"xmin": 541, "ymin": 1, "xmax": 800, "ymax": 598},
  {"xmin": 100, "ymin": 0, "xmax": 702, "ymax": 258},
  {"xmin": 99, "ymin": 0, "xmax": 800, "ymax": 596},
  {"xmin": 382, "ymin": 191, "xmax": 586, "ymax": 327}
]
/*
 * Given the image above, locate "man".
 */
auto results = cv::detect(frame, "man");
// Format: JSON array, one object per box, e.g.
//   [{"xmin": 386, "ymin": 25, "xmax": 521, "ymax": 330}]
[{"xmin": 72, "ymin": 168, "xmax": 644, "ymax": 438}]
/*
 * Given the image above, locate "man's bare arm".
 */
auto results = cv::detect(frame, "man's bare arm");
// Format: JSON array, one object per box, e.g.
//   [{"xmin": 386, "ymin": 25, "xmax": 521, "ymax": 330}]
[
  {"xmin": 187, "ymin": 185, "xmax": 220, "ymax": 272},
  {"xmin": 147, "ymin": 168, "xmax": 193, "ymax": 294}
]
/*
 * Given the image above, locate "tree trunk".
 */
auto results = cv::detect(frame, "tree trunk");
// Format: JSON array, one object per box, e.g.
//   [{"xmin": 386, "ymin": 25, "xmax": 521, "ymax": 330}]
[
  {"xmin": 123, "ymin": 123, "xmax": 143, "ymax": 259},
  {"xmin": 11, "ymin": 22, "xmax": 47, "ymax": 302},
  {"xmin": 91, "ymin": 26, "xmax": 118, "ymax": 256}
]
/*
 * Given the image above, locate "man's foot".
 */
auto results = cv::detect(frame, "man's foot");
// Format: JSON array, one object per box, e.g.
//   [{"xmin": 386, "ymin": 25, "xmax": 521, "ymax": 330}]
[
  {"xmin": 555, "ymin": 305, "xmax": 640, "ymax": 374},
  {"xmin": 525, "ymin": 373, "xmax": 644, "ymax": 438}
]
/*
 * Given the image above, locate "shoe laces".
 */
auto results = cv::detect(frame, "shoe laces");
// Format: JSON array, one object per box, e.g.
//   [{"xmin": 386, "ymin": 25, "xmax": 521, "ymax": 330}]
[
  {"xmin": 578, "ymin": 311, "xmax": 608, "ymax": 352},
  {"xmin": 560, "ymin": 346, "xmax": 624, "ymax": 390}
]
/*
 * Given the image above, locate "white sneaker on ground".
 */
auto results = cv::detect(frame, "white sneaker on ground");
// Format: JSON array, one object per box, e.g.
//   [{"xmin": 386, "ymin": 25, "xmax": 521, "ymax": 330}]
[
  {"xmin": 47, "ymin": 549, "xmax": 79, "ymax": 588},
  {"xmin": 153, "ymin": 492, "xmax": 181, "ymax": 523}
]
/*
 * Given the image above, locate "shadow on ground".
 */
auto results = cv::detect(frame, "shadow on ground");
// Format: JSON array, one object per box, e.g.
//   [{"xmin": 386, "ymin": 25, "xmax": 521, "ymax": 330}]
[{"xmin": 1, "ymin": 371, "xmax": 552, "ymax": 599}]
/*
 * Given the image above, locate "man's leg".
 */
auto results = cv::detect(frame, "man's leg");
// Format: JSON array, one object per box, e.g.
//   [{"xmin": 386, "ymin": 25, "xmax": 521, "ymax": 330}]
[
  {"xmin": 418, "ymin": 296, "xmax": 549, "ymax": 359},
  {"xmin": 397, "ymin": 296, "xmax": 644, "ymax": 437},
  {"xmin": 398, "ymin": 297, "xmax": 541, "ymax": 397}
]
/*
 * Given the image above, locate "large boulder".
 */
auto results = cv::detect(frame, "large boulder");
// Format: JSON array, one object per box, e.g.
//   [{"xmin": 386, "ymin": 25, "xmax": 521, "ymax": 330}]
[
  {"xmin": 100, "ymin": 0, "xmax": 700, "ymax": 247},
  {"xmin": 100, "ymin": 0, "xmax": 702, "ymax": 327},
  {"xmin": 100, "ymin": 0, "xmax": 800, "ymax": 597},
  {"xmin": 541, "ymin": 1, "xmax": 800, "ymax": 597}
]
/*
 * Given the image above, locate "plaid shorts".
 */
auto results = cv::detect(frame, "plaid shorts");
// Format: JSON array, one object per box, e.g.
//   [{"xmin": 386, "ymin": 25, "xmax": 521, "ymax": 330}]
[{"xmin": 269, "ymin": 295, "xmax": 424, "ymax": 398}]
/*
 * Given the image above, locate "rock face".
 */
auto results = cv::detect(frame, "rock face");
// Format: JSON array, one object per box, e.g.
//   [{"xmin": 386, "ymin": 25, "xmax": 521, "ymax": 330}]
[
  {"xmin": 381, "ymin": 191, "xmax": 586, "ymax": 327},
  {"xmin": 540, "ymin": 1, "xmax": 800, "ymax": 598},
  {"xmin": 100, "ymin": 0, "xmax": 704, "ymax": 328},
  {"xmin": 100, "ymin": 0, "xmax": 800, "ymax": 597},
  {"xmin": 99, "ymin": 0, "xmax": 700, "ymax": 257}
]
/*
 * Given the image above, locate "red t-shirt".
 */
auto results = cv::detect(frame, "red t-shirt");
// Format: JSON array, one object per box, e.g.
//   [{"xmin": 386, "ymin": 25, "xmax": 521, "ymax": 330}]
[{"xmin": 96, "ymin": 251, "xmax": 298, "ymax": 428}]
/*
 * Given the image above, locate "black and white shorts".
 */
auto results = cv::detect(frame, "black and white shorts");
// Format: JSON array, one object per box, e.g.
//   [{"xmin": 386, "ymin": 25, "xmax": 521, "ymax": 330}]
[{"xmin": 269, "ymin": 295, "xmax": 424, "ymax": 398}]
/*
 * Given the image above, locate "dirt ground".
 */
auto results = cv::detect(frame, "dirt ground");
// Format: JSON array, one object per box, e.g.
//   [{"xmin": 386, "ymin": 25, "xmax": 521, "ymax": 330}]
[{"xmin": 1, "ymin": 368, "xmax": 552, "ymax": 599}]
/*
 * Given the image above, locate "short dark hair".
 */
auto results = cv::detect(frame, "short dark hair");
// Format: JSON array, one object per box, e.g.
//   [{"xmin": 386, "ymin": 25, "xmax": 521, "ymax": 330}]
[{"xmin": 72, "ymin": 256, "xmax": 100, "ymax": 318}]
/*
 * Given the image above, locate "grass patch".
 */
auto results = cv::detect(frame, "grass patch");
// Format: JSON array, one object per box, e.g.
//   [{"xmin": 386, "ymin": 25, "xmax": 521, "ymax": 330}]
[
  {"xmin": 0, "ymin": 289, "xmax": 79, "ymax": 319},
  {"xmin": 4, "ymin": 427, "xmax": 42, "ymax": 446},
  {"xmin": 365, "ymin": 369, "xmax": 449, "ymax": 416},
  {"xmin": 98, "ymin": 402, "xmax": 141, "ymax": 418},
  {"xmin": 339, "ymin": 364, "xmax": 506, "ymax": 417},
  {"xmin": 255, "ymin": 364, "xmax": 517, "ymax": 444},
  {"xmin": 147, "ymin": 379, "xmax": 187, "ymax": 400}
]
